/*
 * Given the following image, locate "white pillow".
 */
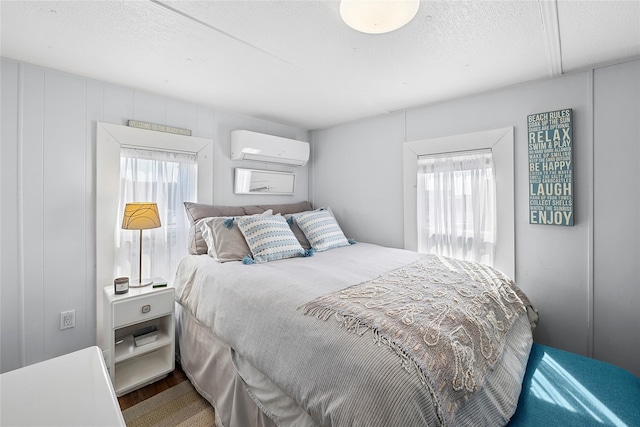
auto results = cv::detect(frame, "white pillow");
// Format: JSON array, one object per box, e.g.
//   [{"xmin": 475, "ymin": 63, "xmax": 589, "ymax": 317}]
[{"xmin": 293, "ymin": 209, "xmax": 350, "ymax": 252}]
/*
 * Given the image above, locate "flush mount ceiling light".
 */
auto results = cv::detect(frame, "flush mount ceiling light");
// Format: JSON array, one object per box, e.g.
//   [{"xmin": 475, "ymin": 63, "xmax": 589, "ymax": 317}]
[{"xmin": 340, "ymin": 0, "xmax": 420, "ymax": 34}]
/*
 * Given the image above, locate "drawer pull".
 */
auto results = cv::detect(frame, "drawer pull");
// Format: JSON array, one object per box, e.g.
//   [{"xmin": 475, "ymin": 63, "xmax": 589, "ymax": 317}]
[{"xmin": 141, "ymin": 304, "xmax": 151, "ymax": 314}]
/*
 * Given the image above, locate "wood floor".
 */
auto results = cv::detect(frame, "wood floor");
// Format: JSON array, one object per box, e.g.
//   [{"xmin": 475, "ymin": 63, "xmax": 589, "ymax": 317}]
[{"xmin": 117, "ymin": 362, "xmax": 188, "ymax": 411}]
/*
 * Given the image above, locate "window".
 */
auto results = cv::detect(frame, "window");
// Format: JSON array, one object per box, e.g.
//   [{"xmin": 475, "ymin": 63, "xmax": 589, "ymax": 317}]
[
  {"xmin": 116, "ymin": 148, "xmax": 197, "ymax": 283},
  {"xmin": 403, "ymin": 127, "xmax": 514, "ymax": 278},
  {"xmin": 417, "ymin": 150, "xmax": 496, "ymax": 265}
]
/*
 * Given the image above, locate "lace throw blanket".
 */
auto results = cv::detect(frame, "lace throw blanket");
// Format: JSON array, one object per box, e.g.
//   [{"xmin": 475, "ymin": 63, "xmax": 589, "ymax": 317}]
[{"xmin": 301, "ymin": 255, "xmax": 533, "ymax": 425}]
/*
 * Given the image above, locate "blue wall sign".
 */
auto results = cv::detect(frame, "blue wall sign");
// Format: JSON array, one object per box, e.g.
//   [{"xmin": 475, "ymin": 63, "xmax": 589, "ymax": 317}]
[{"xmin": 527, "ymin": 108, "xmax": 573, "ymax": 226}]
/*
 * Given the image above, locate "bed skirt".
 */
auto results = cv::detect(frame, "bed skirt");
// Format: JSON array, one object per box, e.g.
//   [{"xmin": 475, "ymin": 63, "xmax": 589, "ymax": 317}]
[{"xmin": 175, "ymin": 303, "xmax": 278, "ymax": 427}]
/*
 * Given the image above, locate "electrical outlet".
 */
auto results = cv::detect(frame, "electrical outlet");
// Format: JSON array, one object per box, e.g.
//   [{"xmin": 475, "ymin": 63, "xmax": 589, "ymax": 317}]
[{"xmin": 60, "ymin": 310, "xmax": 75, "ymax": 330}]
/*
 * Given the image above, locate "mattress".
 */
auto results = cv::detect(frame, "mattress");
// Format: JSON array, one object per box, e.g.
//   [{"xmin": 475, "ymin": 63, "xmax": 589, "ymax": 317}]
[{"xmin": 174, "ymin": 242, "xmax": 536, "ymax": 426}]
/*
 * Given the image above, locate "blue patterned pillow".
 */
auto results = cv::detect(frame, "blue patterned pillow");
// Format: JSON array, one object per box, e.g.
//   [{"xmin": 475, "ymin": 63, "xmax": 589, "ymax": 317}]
[
  {"xmin": 236, "ymin": 215, "xmax": 307, "ymax": 263},
  {"xmin": 294, "ymin": 209, "xmax": 350, "ymax": 252}
]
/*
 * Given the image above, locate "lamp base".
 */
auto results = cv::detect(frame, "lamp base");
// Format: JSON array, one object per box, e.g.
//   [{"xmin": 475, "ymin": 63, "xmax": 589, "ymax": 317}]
[{"xmin": 129, "ymin": 278, "xmax": 154, "ymax": 288}]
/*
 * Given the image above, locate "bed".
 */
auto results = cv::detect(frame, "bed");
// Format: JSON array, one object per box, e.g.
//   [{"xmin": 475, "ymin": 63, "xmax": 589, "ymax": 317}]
[{"xmin": 173, "ymin": 201, "xmax": 540, "ymax": 426}]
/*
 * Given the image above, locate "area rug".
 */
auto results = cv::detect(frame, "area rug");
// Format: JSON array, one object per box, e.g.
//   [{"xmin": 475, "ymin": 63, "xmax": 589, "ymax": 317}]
[{"xmin": 122, "ymin": 379, "xmax": 216, "ymax": 427}]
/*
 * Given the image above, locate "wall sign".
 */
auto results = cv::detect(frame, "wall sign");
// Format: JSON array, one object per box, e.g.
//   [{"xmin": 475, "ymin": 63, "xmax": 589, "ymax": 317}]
[
  {"xmin": 127, "ymin": 119, "xmax": 192, "ymax": 136},
  {"xmin": 527, "ymin": 108, "xmax": 573, "ymax": 226}
]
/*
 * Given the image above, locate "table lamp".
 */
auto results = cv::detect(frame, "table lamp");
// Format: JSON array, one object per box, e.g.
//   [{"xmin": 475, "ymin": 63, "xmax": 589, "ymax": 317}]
[{"xmin": 122, "ymin": 202, "xmax": 161, "ymax": 287}]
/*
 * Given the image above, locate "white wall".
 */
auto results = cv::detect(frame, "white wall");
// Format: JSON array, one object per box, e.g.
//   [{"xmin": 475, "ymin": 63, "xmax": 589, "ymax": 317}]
[
  {"xmin": 592, "ymin": 61, "xmax": 640, "ymax": 374},
  {"xmin": 311, "ymin": 60, "xmax": 640, "ymax": 376},
  {"xmin": 0, "ymin": 58, "xmax": 309, "ymax": 373}
]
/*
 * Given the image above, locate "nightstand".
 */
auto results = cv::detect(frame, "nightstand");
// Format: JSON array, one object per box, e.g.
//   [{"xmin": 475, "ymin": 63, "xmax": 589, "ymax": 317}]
[{"xmin": 102, "ymin": 282, "xmax": 175, "ymax": 397}]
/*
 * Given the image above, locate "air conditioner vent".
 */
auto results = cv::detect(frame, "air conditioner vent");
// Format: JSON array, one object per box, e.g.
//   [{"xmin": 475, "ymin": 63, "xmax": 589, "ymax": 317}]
[{"xmin": 231, "ymin": 130, "xmax": 309, "ymax": 166}]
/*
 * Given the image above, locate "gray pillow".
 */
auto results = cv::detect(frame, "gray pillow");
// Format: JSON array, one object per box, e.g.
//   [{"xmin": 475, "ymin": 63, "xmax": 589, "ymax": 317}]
[
  {"xmin": 199, "ymin": 213, "xmax": 270, "ymax": 262},
  {"xmin": 185, "ymin": 203, "xmax": 246, "ymax": 255},
  {"xmin": 257, "ymin": 201, "xmax": 312, "ymax": 215}
]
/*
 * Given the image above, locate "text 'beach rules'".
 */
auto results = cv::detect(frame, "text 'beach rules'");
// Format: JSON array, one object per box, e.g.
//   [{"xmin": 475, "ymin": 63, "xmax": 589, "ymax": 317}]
[{"xmin": 528, "ymin": 108, "xmax": 573, "ymax": 226}]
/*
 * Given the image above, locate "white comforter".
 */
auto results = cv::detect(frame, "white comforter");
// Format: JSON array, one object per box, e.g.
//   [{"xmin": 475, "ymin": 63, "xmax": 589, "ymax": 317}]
[{"xmin": 174, "ymin": 243, "xmax": 533, "ymax": 427}]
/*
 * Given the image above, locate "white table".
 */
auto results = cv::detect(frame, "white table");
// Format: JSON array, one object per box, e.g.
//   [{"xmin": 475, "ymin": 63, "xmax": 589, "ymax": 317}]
[{"xmin": 0, "ymin": 346, "xmax": 125, "ymax": 426}]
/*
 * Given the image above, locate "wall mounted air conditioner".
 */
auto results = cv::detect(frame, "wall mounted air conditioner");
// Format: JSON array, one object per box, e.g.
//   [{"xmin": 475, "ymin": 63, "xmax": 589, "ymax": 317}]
[{"xmin": 231, "ymin": 130, "xmax": 310, "ymax": 166}]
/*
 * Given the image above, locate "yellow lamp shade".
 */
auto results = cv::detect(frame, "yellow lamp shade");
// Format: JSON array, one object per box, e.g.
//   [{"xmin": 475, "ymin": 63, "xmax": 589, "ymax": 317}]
[{"xmin": 122, "ymin": 203, "xmax": 161, "ymax": 230}]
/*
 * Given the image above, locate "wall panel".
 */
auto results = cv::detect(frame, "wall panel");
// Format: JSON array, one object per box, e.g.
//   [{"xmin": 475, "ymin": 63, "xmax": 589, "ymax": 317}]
[
  {"xmin": 132, "ymin": 91, "xmax": 167, "ymax": 124},
  {"xmin": 42, "ymin": 70, "xmax": 89, "ymax": 357},
  {"xmin": 21, "ymin": 65, "xmax": 46, "ymax": 365},
  {"xmin": 593, "ymin": 60, "xmax": 640, "ymax": 374},
  {"xmin": 85, "ymin": 79, "xmax": 104, "ymax": 349},
  {"xmin": 311, "ymin": 112, "xmax": 406, "ymax": 248},
  {"xmin": 1, "ymin": 60, "xmax": 21, "ymax": 372},
  {"xmin": 102, "ymin": 82, "xmax": 133, "ymax": 126},
  {"xmin": 164, "ymin": 98, "xmax": 190, "ymax": 130}
]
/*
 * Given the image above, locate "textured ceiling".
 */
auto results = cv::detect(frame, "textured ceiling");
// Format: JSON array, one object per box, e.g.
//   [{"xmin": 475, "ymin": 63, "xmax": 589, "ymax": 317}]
[{"xmin": 1, "ymin": 1, "xmax": 639, "ymax": 130}]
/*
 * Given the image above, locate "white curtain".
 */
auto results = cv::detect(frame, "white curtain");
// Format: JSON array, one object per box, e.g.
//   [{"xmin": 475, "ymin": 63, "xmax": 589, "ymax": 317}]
[
  {"xmin": 116, "ymin": 147, "xmax": 197, "ymax": 284},
  {"xmin": 417, "ymin": 150, "xmax": 496, "ymax": 266}
]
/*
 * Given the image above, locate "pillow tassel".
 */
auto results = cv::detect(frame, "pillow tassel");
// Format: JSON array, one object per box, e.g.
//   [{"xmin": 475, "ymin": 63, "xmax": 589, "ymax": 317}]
[
  {"xmin": 242, "ymin": 255, "xmax": 255, "ymax": 265},
  {"xmin": 286, "ymin": 216, "xmax": 294, "ymax": 225},
  {"xmin": 348, "ymin": 238, "xmax": 357, "ymax": 245},
  {"xmin": 303, "ymin": 248, "xmax": 316, "ymax": 257},
  {"xmin": 222, "ymin": 217, "xmax": 235, "ymax": 229}
]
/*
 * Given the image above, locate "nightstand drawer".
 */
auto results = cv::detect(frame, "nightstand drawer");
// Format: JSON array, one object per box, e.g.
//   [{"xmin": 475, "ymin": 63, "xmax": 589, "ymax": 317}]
[{"xmin": 113, "ymin": 290, "xmax": 173, "ymax": 328}]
